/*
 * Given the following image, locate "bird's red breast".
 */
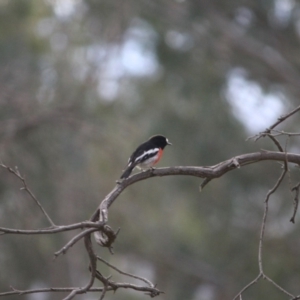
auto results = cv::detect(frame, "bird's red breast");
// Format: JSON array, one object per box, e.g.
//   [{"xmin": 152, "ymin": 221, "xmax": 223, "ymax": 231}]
[{"xmin": 153, "ymin": 148, "xmax": 163, "ymax": 165}]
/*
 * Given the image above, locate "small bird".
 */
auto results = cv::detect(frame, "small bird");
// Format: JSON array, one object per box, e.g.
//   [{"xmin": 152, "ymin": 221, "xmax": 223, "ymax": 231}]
[{"xmin": 120, "ymin": 135, "xmax": 172, "ymax": 179}]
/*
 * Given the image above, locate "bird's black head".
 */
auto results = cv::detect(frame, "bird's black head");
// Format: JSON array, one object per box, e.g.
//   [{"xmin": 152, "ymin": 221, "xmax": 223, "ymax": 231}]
[{"xmin": 148, "ymin": 135, "xmax": 172, "ymax": 149}]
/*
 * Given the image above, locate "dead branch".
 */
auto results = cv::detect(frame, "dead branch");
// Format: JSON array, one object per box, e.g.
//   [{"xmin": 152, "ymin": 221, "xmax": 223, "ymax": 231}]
[
  {"xmin": 248, "ymin": 105, "xmax": 300, "ymax": 140},
  {"xmin": 233, "ymin": 168, "xmax": 292, "ymax": 300},
  {"xmin": 290, "ymin": 182, "xmax": 300, "ymax": 223},
  {"xmin": 0, "ymin": 221, "xmax": 104, "ymax": 235},
  {"xmin": 1, "ymin": 150, "xmax": 300, "ymax": 299},
  {"xmin": 0, "ymin": 162, "xmax": 55, "ymax": 226},
  {"xmin": 94, "ymin": 150, "xmax": 300, "ymax": 247}
]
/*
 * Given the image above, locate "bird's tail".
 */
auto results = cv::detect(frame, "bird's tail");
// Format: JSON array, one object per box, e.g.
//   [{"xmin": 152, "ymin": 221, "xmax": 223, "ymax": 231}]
[{"xmin": 120, "ymin": 164, "xmax": 135, "ymax": 179}]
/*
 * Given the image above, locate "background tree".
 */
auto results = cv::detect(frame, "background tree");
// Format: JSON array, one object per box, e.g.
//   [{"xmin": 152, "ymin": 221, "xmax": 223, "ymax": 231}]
[{"xmin": 1, "ymin": 0, "xmax": 300, "ymax": 299}]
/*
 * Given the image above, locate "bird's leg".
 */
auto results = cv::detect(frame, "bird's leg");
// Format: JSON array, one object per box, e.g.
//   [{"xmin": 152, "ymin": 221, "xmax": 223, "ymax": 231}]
[{"xmin": 149, "ymin": 167, "xmax": 156, "ymax": 174}]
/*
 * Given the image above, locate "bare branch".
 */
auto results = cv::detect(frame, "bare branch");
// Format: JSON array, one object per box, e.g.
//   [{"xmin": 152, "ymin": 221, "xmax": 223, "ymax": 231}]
[
  {"xmin": 97, "ymin": 256, "xmax": 154, "ymax": 287},
  {"xmin": 0, "ymin": 221, "xmax": 104, "ymax": 235},
  {"xmin": 0, "ymin": 283, "xmax": 162, "ymax": 298},
  {"xmin": 233, "ymin": 274, "xmax": 263, "ymax": 300},
  {"xmin": 199, "ymin": 178, "xmax": 212, "ymax": 191},
  {"xmin": 61, "ymin": 232, "xmax": 97, "ymax": 300},
  {"xmin": 290, "ymin": 182, "xmax": 300, "ymax": 223},
  {"xmin": 54, "ymin": 228, "xmax": 100, "ymax": 258},
  {"xmin": 271, "ymin": 130, "xmax": 300, "ymax": 137},
  {"xmin": 234, "ymin": 168, "xmax": 289, "ymax": 299},
  {"xmin": 93, "ymin": 150, "xmax": 300, "ymax": 249},
  {"xmin": 266, "ymin": 134, "xmax": 284, "ymax": 152},
  {"xmin": 259, "ymin": 169, "xmax": 287, "ymax": 271},
  {"xmin": 99, "ymin": 280, "xmax": 109, "ymax": 300},
  {"xmin": 264, "ymin": 105, "xmax": 300, "ymax": 132},
  {"xmin": 0, "ymin": 287, "xmax": 105, "ymax": 297},
  {"xmin": 0, "ymin": 162, "xmax": 55, "ymax": 226},
  {"xmin": 1, "ymin": 149, "xmax": 300, "ymax": 299},
  {"xmin": 264, "ymin": 275, "xmax": 295, "ymax": 298},
  {"xmin": 248, "ymin": 105, "xmax": 300, "ymax": 140},
  {"xmin": 94, "ymin": 270, "xmax": 162, "ymax": 297}
]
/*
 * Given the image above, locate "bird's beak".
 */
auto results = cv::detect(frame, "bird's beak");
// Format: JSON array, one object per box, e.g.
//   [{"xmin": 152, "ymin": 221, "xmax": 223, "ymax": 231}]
[{"xmin": 167, "ymin": 140, "xmax": 172, "ymax": 145}]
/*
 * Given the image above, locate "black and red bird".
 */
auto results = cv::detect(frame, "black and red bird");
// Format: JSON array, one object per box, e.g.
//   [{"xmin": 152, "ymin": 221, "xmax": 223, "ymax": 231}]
[{"xmin": 120, "ymin": 135, "xmax": 172, "ymax": 179}]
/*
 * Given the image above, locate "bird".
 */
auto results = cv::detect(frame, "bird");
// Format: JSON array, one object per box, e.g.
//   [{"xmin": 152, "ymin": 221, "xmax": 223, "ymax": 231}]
[{"xmin": 120, "ymin": 135, "xmax": 172, "ymax": 179}]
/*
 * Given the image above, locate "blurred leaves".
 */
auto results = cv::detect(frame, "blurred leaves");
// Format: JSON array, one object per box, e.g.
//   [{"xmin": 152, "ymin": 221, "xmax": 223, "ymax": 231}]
[{"xmin": 1, "ymin": 0, "xmax": 300, "ymax": 299}]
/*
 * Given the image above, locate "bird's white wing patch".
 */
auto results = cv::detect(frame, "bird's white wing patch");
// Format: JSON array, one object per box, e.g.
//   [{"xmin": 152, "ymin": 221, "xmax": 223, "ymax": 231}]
[{"xmin": 135, "ymin": 148, "xmax": 159, "ymax": 163}]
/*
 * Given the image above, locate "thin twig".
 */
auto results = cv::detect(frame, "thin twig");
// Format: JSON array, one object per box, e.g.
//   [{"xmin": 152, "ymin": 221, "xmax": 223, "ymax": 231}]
[
  {"xmin": 0, "ymin": 286, "xmax": 105, "ymax": 297},
  {"xmin": 0, "ymin": 282, "xmax": 162, "ymax": 298},
  {"xmin": 54, "ymin": 228, "xmax": 99, "ymax": 258},
  {"xmin": 97, "ymin": 256, "xmax": 154, "ymax": 287},
  {"xmin": 0, "ymin": 220, "xmax": 104, "ymax": 235},
  {"xmin": 266, "ymin": 134, "xmax": 284, "ymax": 152},
  {"xmin": 258, "ymin": 201, "xmax": 268, "ymax": 274},
  {"xmin": 234, "ymin": 169, "xmax": 287, "ymax": 299},
  {"xmin": 62, "ymin": 232, "xmax": 97, "ymax": 300},
  {"xmin": 271, "ymin": 130, "xmax": 300, "ymax": 137},
  {"xmin": 264, "ymin": 275, "xmax": 295, "ymax": 298},
  {"xmin": 99, "ymin": 282, "xmax": 108, "ymax": 300},
  {"xmin": 290, "ymin": 182, "xmax": 300, "ymax": 223},
  {"xmin": 259, "ymin": 169, "xmax": 287, "ymax": 271},
  {"xmin": 0, "ymin": 163, "xmax": 55, "ymax": 226},
  {"xmin": 232, "ymin": 274, "xmax": 262, "ymax": 300},
  {"xmin": 248, "ymin": 105, "xmax": 300, "ymax": 140},
  {"xmin": 199, "ymin": 178, "xmax": 212, "ymax": 191},
  {"xmin": 94, "ymin": 270, "xmax": 162, "ymax": 297}
]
